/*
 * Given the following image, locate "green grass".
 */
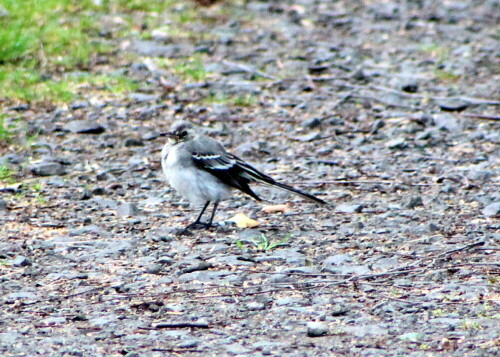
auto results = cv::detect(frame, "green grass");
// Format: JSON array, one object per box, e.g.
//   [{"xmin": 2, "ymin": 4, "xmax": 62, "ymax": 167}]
[
  {"xmin": 0, "ymin": 165, "xmax": 14, "ymax": 183},
  {"xmin": 204, "ymin": 93, "xmax": 258, "ymax": 107},
  {"xmin": 172, "ymin": 58, "xmax": 210, "ymax": 82},
  {"xmin": 0, "ymin": 0, "xmax": 212, "ymax": 103},
  {"xmin": 235, "ymin": 234, "xmax": 289, "ymax": 252},
  {"xmin": 0, "ymin": 115, "xmax": 15, "ymax": 143}
]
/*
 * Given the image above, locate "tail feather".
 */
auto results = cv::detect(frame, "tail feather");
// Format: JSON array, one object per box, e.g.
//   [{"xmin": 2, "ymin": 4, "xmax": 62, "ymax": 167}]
[{"xmin": 260, "ymin": 180, "xmax": 327, "ymax": 204}]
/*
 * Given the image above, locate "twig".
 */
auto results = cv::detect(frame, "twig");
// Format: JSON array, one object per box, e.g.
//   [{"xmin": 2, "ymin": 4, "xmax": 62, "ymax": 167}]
[
  {"xmin": 16, "ymin": 286, "xmax": 107, "ymax": 307},
  {"xmin": 437, "ymin": 240, "xmax": 485, "ymax": 258},
  {"xmin": 459, "ymin": 114, "xmax": 500, "ymax": 121},
  {"xmin": 221, "ymin": 60, "xmax": 275, "ymax": 80},
  {"xmin": 331, "ymin": 81, "xmax": 500, "ymax": 105}
]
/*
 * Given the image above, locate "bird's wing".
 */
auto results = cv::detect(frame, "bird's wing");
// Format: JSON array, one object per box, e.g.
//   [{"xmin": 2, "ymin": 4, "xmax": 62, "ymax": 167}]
[
  {"xmin": 189, "ymin": 137, "xmax": 326, "ymax": 204},
  {"xmin": 191, "ymin": 151, "xmax": 263, "ymax": 201}
]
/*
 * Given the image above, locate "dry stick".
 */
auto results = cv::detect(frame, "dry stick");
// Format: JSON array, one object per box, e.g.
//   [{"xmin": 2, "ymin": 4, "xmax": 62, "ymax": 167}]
[
  {"xmin": 221, "ymin": 60, "xmax": 276, "ymax": 80},
  {"xmin": 436, "ymin": 240, "xmax": 485, "ymax": 258},
  {"xmin": 459, "ymin": 114, "xmax": 500, "ymax": 121},
  {"xmin": 331, "ymin": 81, "xmax": 500, "ymax": 105}
]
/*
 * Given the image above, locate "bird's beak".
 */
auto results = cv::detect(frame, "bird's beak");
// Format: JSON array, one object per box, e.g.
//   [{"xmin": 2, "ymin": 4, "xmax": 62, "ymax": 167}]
[{"xmin": 160, "ymin": 131, "xmax": 179, "ymax": 144}]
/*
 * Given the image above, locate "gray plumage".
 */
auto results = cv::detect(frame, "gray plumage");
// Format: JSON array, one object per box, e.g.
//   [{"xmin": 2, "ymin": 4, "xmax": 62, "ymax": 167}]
[{"xmin": 161, "ymin": 121, "xmax": 325, "ymax": 229}]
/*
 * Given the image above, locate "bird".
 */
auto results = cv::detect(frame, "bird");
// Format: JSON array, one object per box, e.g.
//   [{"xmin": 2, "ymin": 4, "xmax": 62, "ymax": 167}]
[{"xmin": 161, "ymin": 121, "xmax": 326, "ymax": 230}]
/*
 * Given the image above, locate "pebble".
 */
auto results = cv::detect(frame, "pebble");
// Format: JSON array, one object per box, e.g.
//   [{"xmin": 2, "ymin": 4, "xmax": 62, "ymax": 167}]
[
  {"xmin": 483, "ymin": 202, "xmax": 500, "ymax": 217},
  {"xmin": 124, "ymin": 138, "xmax": 144, "ymax": 147},
  {"xmin": 307, "ymin": 322, "xmax": 329, "ymax": 337},
  {"xmin": 66, "ymin": 120, "xmax": 105, "ymax": 134},
  {"xmin": 10, "ymin": 255, "xmax": 32, "ymax": 267},
  {"xmin": 29, "ymin": 162, "xmax": 65, "ymax": 176},
  {"xmin": 406, "ymin": 196, "xmax": 424, "ymax": 209},
  {"xmin": 336, "ymin": 203, "xmax": 364, "ymax": 213},
  {"xmin": 128, "ymin": 93, "xmax": 159, "ymax": 103},
  {"xmin": 117, "ymin": 202, "xmax": 142, "ymax": 217},
  {"xmin": 385, "ymin": 137, "xmax": 407, "ymax": 149}
]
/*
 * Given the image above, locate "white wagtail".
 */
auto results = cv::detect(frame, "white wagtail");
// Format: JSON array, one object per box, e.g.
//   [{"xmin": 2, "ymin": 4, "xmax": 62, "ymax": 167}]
[{"xmin": 161, "ymin": 121, "xmax": 326, "ymax": 230}]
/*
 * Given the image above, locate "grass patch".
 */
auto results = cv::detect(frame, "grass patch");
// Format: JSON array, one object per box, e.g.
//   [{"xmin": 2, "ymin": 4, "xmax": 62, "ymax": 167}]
[
  {"xmin": 434, "ymin": 69, "xmax": 461, "ymax": 82},
  {"xmin": 418, "ymin": 43, "xmax": 450, "ymax": 63},
  {"xmin": 0, "ymin": 165, "xmax": 14, "ymax": 183},
  {"xmin": 173, "ymin": 58, "xmax": 209, "ymax": 82},
  {"xmin": 0, "ymin": 115, "xmax": 15, "ymax": 143},
  {"xmin": 204, "ymin": 93, "xmax": 258, "ymax": 107},
  {"xmin": 235, "ymin": 234, "xmax": 289, "ymax": 252}
]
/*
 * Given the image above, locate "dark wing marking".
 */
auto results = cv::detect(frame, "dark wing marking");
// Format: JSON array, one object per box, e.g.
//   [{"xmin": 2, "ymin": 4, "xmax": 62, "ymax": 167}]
[
  {"xmin": 192, "ymin": 152, "xmax": 326, "ymax": 204},
  {"xmin": 191, "ymin": 152, "xmax": 262, "ymax": 201}
]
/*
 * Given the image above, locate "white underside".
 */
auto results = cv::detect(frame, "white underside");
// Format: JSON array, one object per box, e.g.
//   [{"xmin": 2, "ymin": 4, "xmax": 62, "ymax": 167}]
[{"xmin": 162, "ymin": 144, "xmax": 231, "ymax": 206}]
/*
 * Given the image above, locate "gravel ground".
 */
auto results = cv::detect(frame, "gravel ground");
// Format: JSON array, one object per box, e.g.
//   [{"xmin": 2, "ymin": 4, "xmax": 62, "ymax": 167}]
[{"xmin": 1, "ymin": 1, "xmax": 499, "ymax": 356}]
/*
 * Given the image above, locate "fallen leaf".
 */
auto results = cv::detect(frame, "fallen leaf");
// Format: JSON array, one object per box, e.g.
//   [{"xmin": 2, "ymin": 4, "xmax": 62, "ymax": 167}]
[
  {"xmin": 261, "ymin": 204, "xmax": 290, "ymax": 214},
  {"xmin": 228, "ymin": 213, "xmax": 260, "ymax": 228}
]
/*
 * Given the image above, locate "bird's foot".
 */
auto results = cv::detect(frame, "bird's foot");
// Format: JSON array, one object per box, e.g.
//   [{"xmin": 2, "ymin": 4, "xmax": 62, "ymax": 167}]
[{"xmin": 186, "ymin": 221, "xmax": 212, "ymax": 230}]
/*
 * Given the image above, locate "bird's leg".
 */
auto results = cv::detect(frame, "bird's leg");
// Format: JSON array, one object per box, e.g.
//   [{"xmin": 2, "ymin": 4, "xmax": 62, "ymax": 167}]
[
  {"xmin": 185, "ymin": 201, "xmax": 210, "ymax": 230},
  {"xmin": 206, "ymin": 202, "xmax": 219, "ymax": 228}
]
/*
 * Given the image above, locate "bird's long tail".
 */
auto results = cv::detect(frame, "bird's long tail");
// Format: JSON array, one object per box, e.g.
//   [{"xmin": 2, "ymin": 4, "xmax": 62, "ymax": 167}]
[
  {"xmin": 233, "ymin": 154, "xmax": 326, "ymax": 204},
  {"xmin": 263, "ymin": 180, "xmax": 327, "ymax": 205}
]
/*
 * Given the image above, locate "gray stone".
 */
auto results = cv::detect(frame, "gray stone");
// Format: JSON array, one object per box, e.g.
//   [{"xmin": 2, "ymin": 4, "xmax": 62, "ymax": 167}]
[
  {"xmin": 483, "ymin": 202, "xmax": 500, "ymax": 217},
  {"xmin": 436, "ymin": 99, "xmax": 468, "ymax": 112},
  {"xmin": 246, "ymin": 302, "xmax": 266, "ymax": 311},
  {"xmin": 10, "ymin": 256, "xmax": 32, "ymax": 267},
  {"xmin": 66, "ymin": 120, "xmax": 105, "ymax": 134},
  {"xmin": 398, "ymin": 332, "xmax": 424, "ymax": 341},
  {"xmin": 301, "ymin": 117, "xmax": 322, "ymax": 129},
  {"xmin": 117, "ymin": 202, "xmax": 141, "ymax": 217},
  {"xmin": 177, "ymin": 339, "xmax": 199, "ymax": 348},
  {"xmin": 434, "ymin": 113, "xmax": 462, "ymax": 132},
  {"xmin": 124, "ymin": 138, "xmax": 144, "ymax": 147},
  {"xmin": 307, "ymin": 322, "xmax": 328, "ymax": 337},
  {"xmin": 406, "ymin": 196, "xmax": 424, "ymax": 209},
  {"xmin": 29, "ymin": 162, "xmax": 65, "ymax": 176},
  {"xmin": 336, "ymin": 203, "xmax": 364, "ymax": 213},
  {"xmin": 225, "ymin": 343, "xmax": 249, "ymax": 355},
  {"xmin": 385, "ymin": 137, "xmax": 407, "ymax": 149},
  {"xmin": 293, "ymin": 131, "xmax": 321, "ymax": 142},
  {"xmin": 128, "ymin": 93, "xmax": 159, "ymax": 103},
  {"xmin": 145, "ymin": 264, "xmax": 163, "ymax": 275},
  {"xmin": 0, "ymin": 198, "xmax": 7, "ymax": 211}
]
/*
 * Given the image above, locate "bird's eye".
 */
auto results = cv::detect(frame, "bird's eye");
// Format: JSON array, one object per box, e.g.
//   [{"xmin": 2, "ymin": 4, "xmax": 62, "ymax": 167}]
[{"xmin": 180, "ymin": 131, "xmax": 188, "ymax": 137}]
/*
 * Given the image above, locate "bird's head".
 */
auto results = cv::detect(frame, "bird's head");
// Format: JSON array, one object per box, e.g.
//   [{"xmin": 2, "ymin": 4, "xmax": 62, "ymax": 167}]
[{"xmin": 161, "ymin": 121, "xmax": 197, "ymax": 144}]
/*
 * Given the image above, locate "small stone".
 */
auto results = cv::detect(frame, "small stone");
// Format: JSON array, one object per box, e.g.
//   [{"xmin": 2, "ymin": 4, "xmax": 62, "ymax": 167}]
[
  {"xmin": 145, "ymin": 264, "xmax": 163, "ymax": 275},
  {"xmin": 370, "ymin": 119, "xmax": 385, "ymax": 134},
  {"xmin": 29, "ymin": 162, "xmax": 65, "ymax": 176},
  {"xmin": 177, "ymin": 339, "xmax": 199, "ymax": 348},
  {"xmin": 406, "ymin": 196, "xmax": 424, "ymax": 209},
  {"xmin": 336, "ymin": 203, "xmax": 364, "ymax": 213},
  {"xmin": 66, "ymin": 120, "xmax": 105, "ymax": 134},
  {"xmin": 385, "ymin": 137, "xmax": 407, "ymax": 149},
  {"xmin": 70, "ymin": 100, "xmax": 89, "ymax": 110},
  {"xmin": 436, "ymin": 99, "xmax": 468, "ymax": 112},
  {"xmin": 307, "ymin": 322, "xmax": 328, "ymax": 337},
  {"xmin": 434, "ymin": 113, "xmax": 462, "ymax": 132},
  {"xmin": 483, "ymin": 202, "xmax": 500, "ymax": 217},
  {"xmin": 0, "ymin": 198, "xmax": 7, "ymax": 211},
  {"xmin": 246, "ymin": 302, "xmax": 266, "ymax": 311},
  {"xmin": 301, "ymin": 117, "xmax": 322, "ymax": 129},
  {"xmin": 10, "ymin": 255, "xmax": 32, "ymax": 267},
  {"xmin": 129, "ymin": 93, "xmax": 159, "ymax": 103},
  {"xmin": 117, "ymin": 202, "xmax": 141, "ymax": 217},
  {"xmin": 401, "ymin": 80, "xmax": 419, "ymax": 93},
  {"xmin": 398, "ymin": 332, "xmax": 424, "ymax": 341},
  {"xmin": 293, "ymin": 131, "xmax": 321, "ymax": 142},
  {"xmin": 78, "ymin": 190, "xmax": 91, "ymax": 201},
  {"xmin": 91, "ymin": 187, "xmax": 106, "ymax": 196},
  {"xmin": 124, "ymin": 138, "xmax": 144, "ymax": 147}
]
